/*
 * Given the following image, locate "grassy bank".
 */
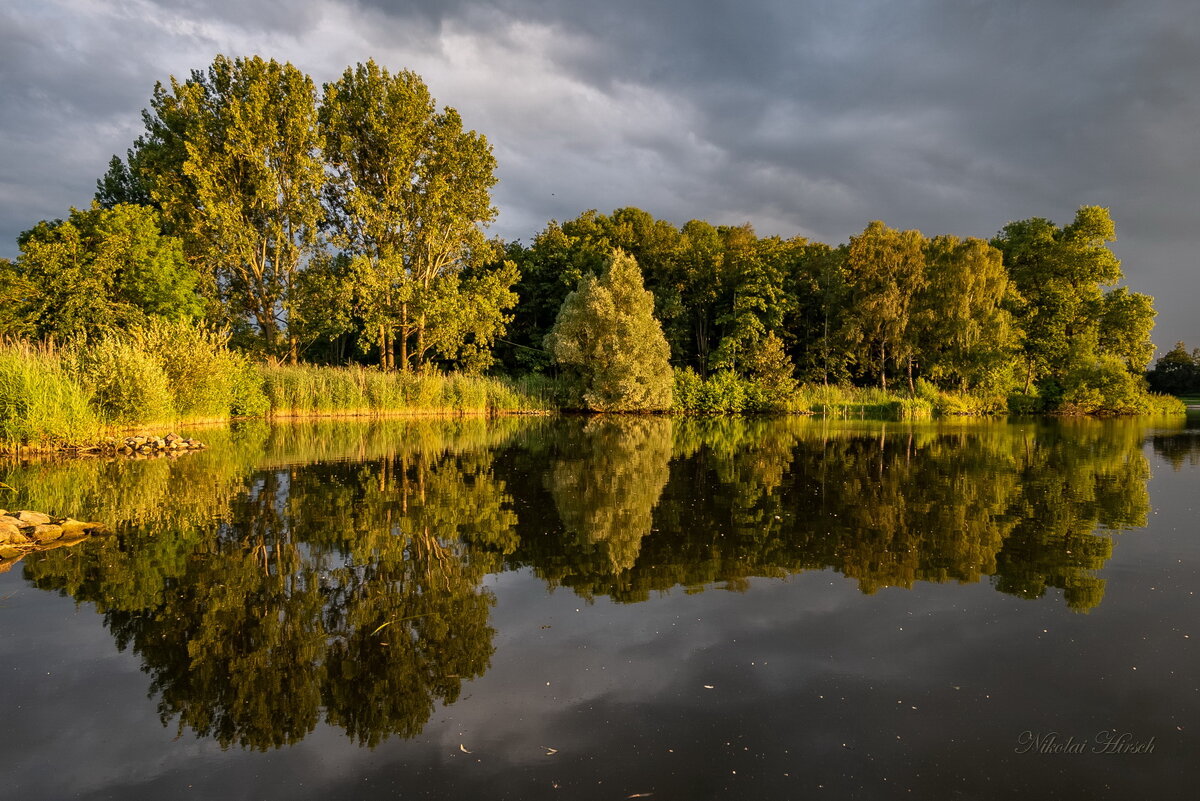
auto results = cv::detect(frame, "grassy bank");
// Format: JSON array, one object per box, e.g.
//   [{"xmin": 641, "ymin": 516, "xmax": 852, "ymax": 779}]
[
  {"xmin": 0, "ymin": 328, "xmax": 550, "ymax": 449},
  {"xmin": 0, "ymin": 325, "xmax": 1184, "ymax": 449}
]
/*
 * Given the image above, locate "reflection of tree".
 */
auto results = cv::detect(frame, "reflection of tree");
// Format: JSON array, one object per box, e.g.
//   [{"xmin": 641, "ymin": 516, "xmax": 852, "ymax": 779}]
[
  {"xmin": 534, "ymin": 417, "xmax": 673, "ymax": 592},
  {"xmin": 515, "ymin": 417, "xmax": 1155, "ymax": 612},
  {"xmin": 23, "ymin": 422, "xmax": 519, "ymax": 750},
  {"xmin": 1150, "ymin": 422, "xmax": 1200, "ymax": 470},
  {"xmin": 550, "ymin": 416, "xmax": 673, "ymax": 572},
  {"xmin": 993, "ymin": 421, "xmax": 1149, "ymax": 612},
  {"xmin": 16, "ymin": 414, "xmax": 1164, "ymax": 750}
]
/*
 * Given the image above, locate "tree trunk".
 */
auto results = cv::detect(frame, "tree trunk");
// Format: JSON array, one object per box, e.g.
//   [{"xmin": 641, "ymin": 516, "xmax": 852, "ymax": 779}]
[
  {"xmin": 400, "ymin": 304, "xmax": 409, "ymax": 373},
  {"xmin": 907, "ymin": 356, "xmax": 915, "ymax": 394},
  {"xmin": 879, "ymin": 342, "xmax": 887, "ymax": 391}
]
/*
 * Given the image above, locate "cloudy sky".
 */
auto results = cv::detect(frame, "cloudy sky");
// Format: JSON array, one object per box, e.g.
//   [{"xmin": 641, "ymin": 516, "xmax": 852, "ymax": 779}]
[{"xmin": 2, "ymin": 0, "xmax": 1197, "ymax": 348}]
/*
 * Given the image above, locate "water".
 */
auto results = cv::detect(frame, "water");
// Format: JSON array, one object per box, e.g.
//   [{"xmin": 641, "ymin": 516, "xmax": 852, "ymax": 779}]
[{"xmin": 1, "ymin": 415, "xmax": 1197, "ymax": 799}]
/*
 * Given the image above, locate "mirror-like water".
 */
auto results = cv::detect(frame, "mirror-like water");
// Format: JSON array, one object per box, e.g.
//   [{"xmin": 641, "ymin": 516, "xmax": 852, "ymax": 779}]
[{"xmin": 2, "ymin": 415, "xmax": 1197, "ymax": 799}]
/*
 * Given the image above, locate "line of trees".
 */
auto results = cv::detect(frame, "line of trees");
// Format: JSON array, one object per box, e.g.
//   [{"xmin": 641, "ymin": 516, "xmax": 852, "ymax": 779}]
[
  {"xmin": 0, "ymin": 53, "xmax": 1173, "ymax": 414},
  {"xmin": 500, "ymin": 205, "xmax": 1161, "ymax": 412},
  {"xmin": 1147, "ymin": 342, "xmax": 1200, "ymax": 395},
  {"xmin": 5, "ymin": 55, "xmax": 513, "ymax": 371}
]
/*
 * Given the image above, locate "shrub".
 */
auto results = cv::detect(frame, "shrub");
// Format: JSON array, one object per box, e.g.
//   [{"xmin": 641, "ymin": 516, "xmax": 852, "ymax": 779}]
[
  {"xmin": 71, "ymin": 337, "xmax": 175, "ymax": 426},
  {"xmin": 544, "ymin": 249, "xmax": 673, "ymax": 411},
  {"xmin": 127, "ymin": 319, "xmax": 243, "ymax": 421}
]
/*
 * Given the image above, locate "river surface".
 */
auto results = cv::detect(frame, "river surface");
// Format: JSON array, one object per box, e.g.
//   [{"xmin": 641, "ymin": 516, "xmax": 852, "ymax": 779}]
[{"xmin": 1, "ymin": 415, "xmax": 1198, "ymax": 800}]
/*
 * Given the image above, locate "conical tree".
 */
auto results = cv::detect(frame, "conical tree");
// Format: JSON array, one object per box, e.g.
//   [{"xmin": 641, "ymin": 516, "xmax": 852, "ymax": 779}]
[{"xmin": 544, "ymin": 248, "xmax": 673, "ymax": 411}]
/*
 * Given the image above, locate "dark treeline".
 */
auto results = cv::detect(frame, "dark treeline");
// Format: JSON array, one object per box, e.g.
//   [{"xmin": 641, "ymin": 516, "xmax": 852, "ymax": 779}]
[
  {"xmin": 498, "ymin": 204, "xmax": 1166, "ymax": 413},
  {"xmin": 1147, "ymin": 341, "xmax": 1200, "ymax": 396},
  {"xmin": 0, "ymin": 54, "xmax": 1179, "ymax": 415}
]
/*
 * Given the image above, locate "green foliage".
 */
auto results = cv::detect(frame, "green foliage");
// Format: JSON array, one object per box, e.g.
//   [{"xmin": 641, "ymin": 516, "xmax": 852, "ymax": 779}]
[
  {"xmin": 842, "ymin": 221, "xmax": 927, "ymax": 390},
  {"xmin": 259, "ymin": 365, "xmax": 547, "ymax": 417},
  {"xmin": 126, "ymin": 319, "xmax": 247, "ymax": 421},
  {"xmin": 229, "ymin": 361, "xmax": 270, "ymax": 418},
  {"xmin": 8, "ymin": 203, "xmax": 201, "ymax": 340},
  {"xmin": 0, "ymin": 343, "xmax": 98, "ymax": 445},
  {"xmin": 144, "ymin": 55, "xmax": 325, "ymax": 358},
  {"xmin": 321, "ymin": 59, "xmax": 499, "ymax": 371},
  {"xmin": 545, "ymin": 249, "xmax": 673, "ymax": 411},
  {"xmin": 1056, "ymin": 355, "xmax": 1165, "ymax": 415},
  {"xmin": 1147, "ymin": 341, "xmax": 1200, "ymax": 395},
  {"xmin": 71, "ymin": 336, "xmax": 176, "ymax": 426}
]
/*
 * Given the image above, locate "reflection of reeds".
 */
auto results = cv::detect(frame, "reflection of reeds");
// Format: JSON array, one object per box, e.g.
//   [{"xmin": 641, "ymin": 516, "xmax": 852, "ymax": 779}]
[{"xmin": 0, "ymin": 417, "xmax": 537, "ymax": 534}]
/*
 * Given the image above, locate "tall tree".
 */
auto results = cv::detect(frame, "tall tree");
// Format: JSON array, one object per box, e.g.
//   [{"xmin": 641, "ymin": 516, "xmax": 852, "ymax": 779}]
[
  {"xmin": 842, "ymin": 221, "xmax": 927, "ymax": 390},
  {"xmin": 992, "ymin": 206, "xmax": 1122, "ymax": 391},
  {"xmin": 915, "ymin": 236, "xmax": 1018, "ymax": 392},
  {"xmin": 322, "ymin": 60, "xmax": 499, "ymax": 371},
  {"xmin": 144, "ymin": 55, "xmax": 325, "ymax": 360}
]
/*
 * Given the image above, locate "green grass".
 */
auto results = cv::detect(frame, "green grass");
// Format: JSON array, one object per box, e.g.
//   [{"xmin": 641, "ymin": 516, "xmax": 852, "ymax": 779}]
[
  {"xmin": 259, "ymin": 365, "xmax": 551, "ymax": 418},
  {"xmin": 0, "ymin": 342, "xmax": 99, "ymax": 446}
]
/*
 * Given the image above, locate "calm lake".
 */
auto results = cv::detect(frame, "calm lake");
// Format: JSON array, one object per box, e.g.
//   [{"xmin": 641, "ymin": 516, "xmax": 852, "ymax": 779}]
[{"xmin": 2, "ymin": 415, "xmax": 1198, "ymax": 800}]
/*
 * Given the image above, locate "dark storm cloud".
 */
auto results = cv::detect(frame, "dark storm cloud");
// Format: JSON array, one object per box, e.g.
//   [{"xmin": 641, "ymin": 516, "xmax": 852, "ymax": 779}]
[{"xmin": 2, "ymin": 0, "xmax": 1197, "ymax": 344}]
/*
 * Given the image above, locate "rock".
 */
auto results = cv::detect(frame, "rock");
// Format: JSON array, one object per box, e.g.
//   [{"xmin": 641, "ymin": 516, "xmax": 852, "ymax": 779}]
[
  {"xmin": 58, "ymin": 532, "xmax": 90, "ymax": 546},
  {"xmin": 16, "ymin": 511, "xmax": 51, "ymax": 525},
  {"xmin": 30, "ymin": 524, "xmax": 63, "ymax": 543},
  {"xmin": 0, "ymin": 514, "xmax": 21, "ymax": 528},
  {"xmin": 0, "ymin": 522, "xmax": 29, "ymax": 545},
  {"xmin": 0, "ymin": 549, "xmax": 24, "ymax": 564},
  {"xmin": 129, "ymin": 436, "xmax": 146, "ymax": 447},
  {"xmin": 165, "ymin": 433, "xmax": 181, "ymax": 444},
  {"xmin": 59, "ymin": 518, "xmax": 93, "ymax": 534}
]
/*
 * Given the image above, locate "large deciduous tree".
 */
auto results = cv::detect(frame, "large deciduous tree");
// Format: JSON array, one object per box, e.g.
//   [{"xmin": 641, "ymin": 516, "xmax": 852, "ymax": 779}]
[
  {"xmin": 991, "ymin": 206, "xmax": 1124, "ymax": 391},
  {"xmin": 916, "ymin": 235, "xmax": 1018, "ymax": 392},
  {"xmin": 143, "ymin": 55, "xmax": 325, "ymax": 361},
  {"xmin": 842, "ymin": 221, "xmax": 927, "ymax": 390},
  {"xmin": 320, "ymin": 59, "xmax": 500, "ymax": 371}
]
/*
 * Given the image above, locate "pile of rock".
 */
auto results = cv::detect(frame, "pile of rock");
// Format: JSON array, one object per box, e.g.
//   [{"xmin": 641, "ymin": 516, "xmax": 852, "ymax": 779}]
[
  {"xmin": 0, "ymin": 509, "xmax": 106, "ymax": 565},
  {"xmin": 109, "ymin": 433, "xmax": 205, "ymax": 455}
]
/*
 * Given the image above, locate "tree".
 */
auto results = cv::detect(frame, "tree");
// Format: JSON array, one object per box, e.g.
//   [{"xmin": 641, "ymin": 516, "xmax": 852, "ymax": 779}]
[
  {"xmin": 8, "ymin": 203, "xmax": 202, "ymax": 339},
  {"xmin": 1147, "ymin": 342, "xmax": 1199, "ymax": 394},
  {"xmin": 544, "ymin": 249, "xmax": 673, "ymax": 411},
  {"xmin": 915, "ymin": 235, "xmax": 1018, "ymax": 392},
  {"xmin": 992, "ymin": 206, "xmax": 1122, "ymax": 391},
  {"xmin": 841, "ymin": 221, "xmax": 927, "ymax": 390},
  {"xmin": 1098, "ymin": 287, "xmax": 1156, "ymax": 373},
  {"xmin": 321, "ymin": 60, "xmax": 498, "ymax": 371},
  {"xmin": 144, "ymin": 55, "xmax": 325, "ymax": 360}
]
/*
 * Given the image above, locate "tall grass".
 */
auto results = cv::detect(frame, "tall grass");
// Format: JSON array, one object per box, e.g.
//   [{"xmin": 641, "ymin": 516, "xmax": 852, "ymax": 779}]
[
  {"xmin": 0, "ymin": 341, "xmax": 99, "ymax": 445},
  {"xmin": 260, "ymin": 365, "xmax": 550, "ymax": 418}
]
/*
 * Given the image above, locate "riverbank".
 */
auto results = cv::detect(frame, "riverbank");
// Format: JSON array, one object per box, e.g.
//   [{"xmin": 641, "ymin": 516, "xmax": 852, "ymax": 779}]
[{"xmin": 0, "ymin": 335, "xmax": 1184, "ymax": 452}]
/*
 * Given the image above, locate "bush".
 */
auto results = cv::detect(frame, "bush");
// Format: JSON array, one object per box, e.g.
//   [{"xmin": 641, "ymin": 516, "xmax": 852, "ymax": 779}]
[
  {"xmin": 127, "ymin": 319, "xmax": 243, "ymax": 421},
  {"xmin": 71, "ymin": 337, "xmax": 175, "ymax": 426},
  {"xmin": 544, "ymin": 249, "xmax": 673, "ymax": 411},
  {"xmin": 229, "ymin": 361, "xmax": 270, "ymax": 418}
]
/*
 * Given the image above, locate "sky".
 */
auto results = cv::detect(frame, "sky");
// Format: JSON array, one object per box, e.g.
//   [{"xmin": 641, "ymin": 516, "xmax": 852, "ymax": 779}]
[{"xmin": 1, "ymin": 0, "xmax": 1197, "ymax": 349}]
